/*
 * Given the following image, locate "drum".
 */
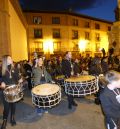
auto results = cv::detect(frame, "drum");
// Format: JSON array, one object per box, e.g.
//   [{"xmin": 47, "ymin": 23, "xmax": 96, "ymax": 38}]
[
  {"xmin": 3, "ymin": 84, "xmax": 23, "ymax": 103},
  {"xmin": 55, "ymin": 75, "xmax": 65, "ymax": 87},
  {"xmin": 64, "ymin": 75, "xmax": 98, "ymax": 97},
  {"xmin": 31, "ymin": 83, "xmax": 61, "ymax": 108}
]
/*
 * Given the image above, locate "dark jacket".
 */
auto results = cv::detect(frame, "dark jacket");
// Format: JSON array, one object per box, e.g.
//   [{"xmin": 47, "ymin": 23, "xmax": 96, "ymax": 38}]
[
  {"xmin": 24, "ymin": 63, "xmax": 32, "ymax": 77},
  {"xmin": 100, "ymin": 86, "xmax": 120, "ymax": 119},
  {"xmin": 101, "ymin": 61, "xmax": 109, "ymax": 75},
  {"xmin": 62, "ymin": 59, "xmax": 71, "ymax": 78},
  {"xmin": 1, "ymin": 65, "xmax": 19, "ymax": 85},
  {"xmin": 89, "ymin": 65, "xmax": 102, "ymax": 76},
  {"xmin": 73, "ymin": 62, "xmax": 82, "ymax": 75}
]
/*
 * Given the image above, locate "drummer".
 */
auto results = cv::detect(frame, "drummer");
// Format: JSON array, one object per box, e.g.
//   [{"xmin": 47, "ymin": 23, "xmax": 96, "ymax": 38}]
[
  {"xmin": 62, "ymin": 51, "xmax": 78, "ymax": 109},
  {"xmin": 32, "ymin": 56, "xmax": 53, "ymax": 115},
  {"xmin": 0, "ymin": 55, "xmax": 23, "ymax": 129}
]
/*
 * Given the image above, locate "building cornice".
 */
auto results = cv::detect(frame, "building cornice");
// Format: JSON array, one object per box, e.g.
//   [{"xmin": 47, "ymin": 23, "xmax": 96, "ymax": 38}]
[{"xmin": 23, "ymin": 10, "xmax": 113, "ymax": 24}]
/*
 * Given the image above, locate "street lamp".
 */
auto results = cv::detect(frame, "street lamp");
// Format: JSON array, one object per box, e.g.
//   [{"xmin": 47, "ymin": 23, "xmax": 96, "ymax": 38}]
[
  {"xmin": 78, "ymin": 40, "xmax": 87, "ymax": 55},
  {"xmin": 43, "ymin": 39, "xmax": 54, "ymax": 59}
]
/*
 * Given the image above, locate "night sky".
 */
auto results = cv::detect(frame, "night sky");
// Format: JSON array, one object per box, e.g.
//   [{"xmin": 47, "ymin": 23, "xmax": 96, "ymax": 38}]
[{"xmin": 19, "ymin": 0, "xmax": 117, "ymax": 22}]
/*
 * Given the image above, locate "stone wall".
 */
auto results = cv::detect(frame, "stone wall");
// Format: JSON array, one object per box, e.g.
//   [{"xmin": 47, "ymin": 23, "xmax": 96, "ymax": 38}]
[
  {"xmin": 0, "ymin": 0, "xmax": 11, "ymax": 60},
  {"xmin": 109, "ymin": 21, "xmax": 120, "ymax": 55}
]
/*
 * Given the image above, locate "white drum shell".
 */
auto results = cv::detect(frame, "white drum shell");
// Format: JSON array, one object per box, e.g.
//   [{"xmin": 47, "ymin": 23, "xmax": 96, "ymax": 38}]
[
  {"xmin": 31, "ymin": 83, "xmax": 61, "ymax": 108},
  {"xmin": 64, "ymin": 75, "xmax": 98, "ymax": 97}
]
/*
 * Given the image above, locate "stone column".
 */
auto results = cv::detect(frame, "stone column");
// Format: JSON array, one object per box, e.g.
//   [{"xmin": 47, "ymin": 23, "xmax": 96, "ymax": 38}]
[
  {"xmin": 108, "ymin": 0, "xmax": 120, "ymax": 55},
  {"xmin": 114, "ymin": 0, "xmax": 120, "ymax": 21},
  {"xmin": 0, "ymin": 0, "xmax": 11, "ymax": 59}
]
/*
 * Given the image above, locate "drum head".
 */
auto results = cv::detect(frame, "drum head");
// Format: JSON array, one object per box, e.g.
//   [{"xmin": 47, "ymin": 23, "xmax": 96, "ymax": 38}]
[
  {"xmin": 64, "ymin": 75, "xmax": 98, "ymax": 97},
  {"xmin": 32, "ymin": 83, "xmax": 60, "ymax": 96},
  {"xmin": 55, "ymin": 75, "xmax": 65, "ymax": 80},
  {"xmin": 65, "ymin": 75, "xmax": 95, "ymax": 82}
]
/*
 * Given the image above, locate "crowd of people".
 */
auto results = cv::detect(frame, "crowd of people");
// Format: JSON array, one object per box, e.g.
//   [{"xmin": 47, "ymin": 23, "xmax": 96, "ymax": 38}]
[{"xmin": 0, "ymin": 52, "xmax": 120, "ymax": 129}]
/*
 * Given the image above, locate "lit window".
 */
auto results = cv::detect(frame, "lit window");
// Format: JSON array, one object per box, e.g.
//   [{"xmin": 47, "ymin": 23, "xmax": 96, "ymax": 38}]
[
  {"xmin": 53, "ymin": 29, "xmax": 60, "ymax": 38},
  {"xmin": 34, "ymin": 41, "xmax": 43, "ymax": 52},
  {"xmin": 95, "ymin": 23, "xmax": 100, "ymax": 29},
  {"xmin": 54, "ymin": 42, "xmax": 61, "ymax": 51},
  {"xmin": 95, "ymin": 33, "xmax": 100, "ymax": 41},
  {"xmin": 85, "ymin": 32, "xmax": 90, "ymax": 40},
  {"xmin": 34, "ymin": 29, "xmax": 42, "ymax": 38},
  {"xmin": 84, "ymin": 21, "xmax": 90, "ymax": 28},
  {"xmin": 72, "ymin": 30, "xmax": 78, "ymax": 39},
  {"xmin": 33, "ymin": 16, "xmax": 42, "ymax": 24},
  {"xmin": 72, "ymin": 19, "xmax": 78, "ymax": 26},
  {"xmin": 95, "ymin": 43, "xmax": 100, "ymax": 52}
]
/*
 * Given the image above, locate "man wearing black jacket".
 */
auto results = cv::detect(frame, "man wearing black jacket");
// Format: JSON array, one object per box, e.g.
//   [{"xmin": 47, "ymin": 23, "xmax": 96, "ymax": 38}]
[
  {"xmin": 62, "ymin": 51, "xmax": 77, "ymax": 109},
  {"xmin": 100, "ymin": 70, "xmax": 120, "ymax": 129}
]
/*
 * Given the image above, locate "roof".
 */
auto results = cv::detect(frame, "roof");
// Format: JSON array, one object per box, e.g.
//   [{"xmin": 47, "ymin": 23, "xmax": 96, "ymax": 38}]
[{"xmin": 23, "ymin": 10, "xmax": 113, "ymax": 24}]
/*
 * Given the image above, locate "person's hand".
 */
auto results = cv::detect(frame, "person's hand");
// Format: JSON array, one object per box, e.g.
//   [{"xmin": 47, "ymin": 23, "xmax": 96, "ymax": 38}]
[
  {"xmin": 99, "ymin": 74, "xmax": 104, "ymax": 77},
  {"xmin": 51, "ymin": 81, "xmax": 55, "ymax": 84},
  {"xmin": 18, "ymin": 78, "xmax": 23, "ymax": 83},
  {"xmin": 0, "ymin": 82, "xmax": 6, "ymax": 89}
]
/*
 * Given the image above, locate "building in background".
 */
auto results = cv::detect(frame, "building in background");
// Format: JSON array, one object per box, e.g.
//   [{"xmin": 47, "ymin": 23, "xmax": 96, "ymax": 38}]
[
  {"xmin": 0, "ymin": 0, "xmax": 28, "ymax": 61},
  {"xmin": 0, "ymin": 0, "xmax": 113, "ymax": 61},
  {"xmin": 108, "ymin": 0, "xmax": 120, "ymax": 56},
  {"xmin": 24, "ymin": 11, "xmax": 112, "ymax": 59}
]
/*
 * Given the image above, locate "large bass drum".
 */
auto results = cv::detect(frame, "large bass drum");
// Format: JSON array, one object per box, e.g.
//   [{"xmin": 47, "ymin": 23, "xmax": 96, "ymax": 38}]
[
  {"xmin": 64, "ymin": 75, "xmax": 98, "ymax": 97},
  {"xmin": 31, "ymin": 83, "xmax": 61, "ymax": 108}
]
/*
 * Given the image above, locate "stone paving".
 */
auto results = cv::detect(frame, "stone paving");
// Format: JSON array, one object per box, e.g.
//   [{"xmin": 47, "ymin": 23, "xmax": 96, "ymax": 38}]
[{"xmin": 0, "ymin": 89, "xmax": 106, "ymax": 129}]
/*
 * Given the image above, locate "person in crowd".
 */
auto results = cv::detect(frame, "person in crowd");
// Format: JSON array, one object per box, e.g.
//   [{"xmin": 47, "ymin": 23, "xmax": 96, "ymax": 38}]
[
  {"xmin": 115, "ymin": 55, "xmax": 120, "ymax": 72},
  {"xmin": 15, "ymin": 62, "xmax": 27, "ymax": 79},
  {"xmin": 100, "ymin": 70, "xmax": 120, "ymax": 129},
  {"xmin": 42, "ymin": 55, "xmax": 47, "ymax": 67},
  {"xmin": 46, "ymin": 60, "xmax": 55, "ymax": 78},
  {"xmin": 55, "ymin": 56, "xmax": 63, "ymax": 76},
  {"xmin": 73, "ymin": 58, "xmax": 82, "ymax": 76},
  {"xmin": 23, "ymin": 60, "xmax": 32, "ymax": 90},
  {"xmin": 62, "ymin": 51, "xmax": 77, "ymax": 109},
  {"xmin": 32, "ymin": 57, "xmax": 53, "ymax": 115},
  {"xmin": 89, "ymin": 57, "xmax": 103, "ymax": 105},
  {"xmin": 101, "ymin": 57, "xmax": 109, "ymax": 75},
  {"xmin": 89, "ymin": 57, "xmax": 102, "ymax": 76},
  {"xmin": 0, "ymin": 55, "xmax": 23, "ymax": 129}
]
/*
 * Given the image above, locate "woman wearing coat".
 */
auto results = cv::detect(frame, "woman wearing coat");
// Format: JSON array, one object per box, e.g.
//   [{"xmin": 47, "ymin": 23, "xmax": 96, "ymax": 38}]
[{"xmin": 32, "ymin": 57, "xmax": 53, "ymax": 115}]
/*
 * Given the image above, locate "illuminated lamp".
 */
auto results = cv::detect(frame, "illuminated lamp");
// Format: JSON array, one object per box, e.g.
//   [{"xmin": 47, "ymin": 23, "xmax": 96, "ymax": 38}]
[
  {"xmin": 78, "ymin": 40, "xmax": 87, "ymax": 52},
  {"xmin": 43, "ymin": 39, "xmax": 54, "ymax": 54}
]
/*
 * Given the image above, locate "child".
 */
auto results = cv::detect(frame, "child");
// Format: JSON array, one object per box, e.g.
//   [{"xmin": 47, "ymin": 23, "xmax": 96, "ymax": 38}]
[{"xmin": 100, "ymin": 70, "xmax": 120, "ymax": 129}]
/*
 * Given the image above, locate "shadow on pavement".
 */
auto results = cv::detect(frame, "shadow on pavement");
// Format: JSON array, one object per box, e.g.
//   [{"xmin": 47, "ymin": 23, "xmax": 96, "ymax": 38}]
[
  {"xmin": 16, "ymin": 101, "xmax": 42, "ymax": 123},
  {"xmin": 49, "ymin": 99, "xmax": 76, "ymax": 116},
  {"xmin": 75, "ymin": 96, "xmax": 95, "ymax": 104}
]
